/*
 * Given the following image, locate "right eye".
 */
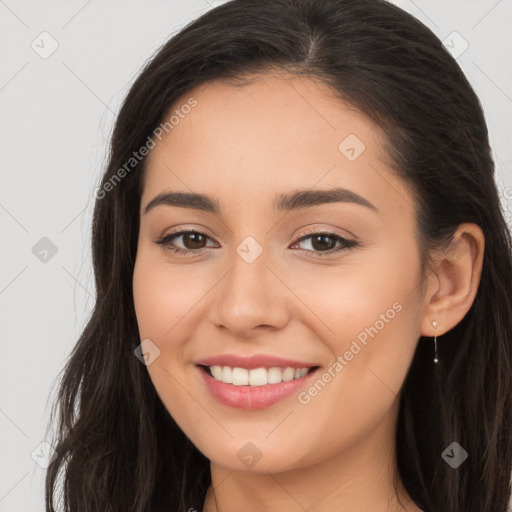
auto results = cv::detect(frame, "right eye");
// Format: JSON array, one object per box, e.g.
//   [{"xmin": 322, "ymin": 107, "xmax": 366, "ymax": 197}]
[{"xmin": 154, "ymin": 230, "xmax": 219, "ymax": 254}]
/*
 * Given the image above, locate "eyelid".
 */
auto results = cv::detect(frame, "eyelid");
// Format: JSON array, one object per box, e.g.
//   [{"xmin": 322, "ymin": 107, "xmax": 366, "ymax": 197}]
[{"xmin": 294, "ymin": 224, "xmax": 355, "ymax": 241}]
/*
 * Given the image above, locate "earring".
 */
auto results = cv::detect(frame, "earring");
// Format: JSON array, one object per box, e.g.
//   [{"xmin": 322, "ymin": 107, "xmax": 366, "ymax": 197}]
[{"xmin": 432, "ymin": 320, "xmax": 439, "ymax": 363}]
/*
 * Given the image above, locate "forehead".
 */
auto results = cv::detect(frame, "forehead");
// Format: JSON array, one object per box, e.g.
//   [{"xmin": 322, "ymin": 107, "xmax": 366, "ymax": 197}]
[
  {"xmin": 148, "ymin": 72, "xmax": 381, "ymax": 164},
  {"xmin": 141, "ymin": 72, "xmax": 413, "ymax": 223}
]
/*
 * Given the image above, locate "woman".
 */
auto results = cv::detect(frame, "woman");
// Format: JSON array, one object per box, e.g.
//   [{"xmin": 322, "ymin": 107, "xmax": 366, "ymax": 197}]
[{"xmin": 44, "ymin": 0, "xmax": 512, "ymax": 511}]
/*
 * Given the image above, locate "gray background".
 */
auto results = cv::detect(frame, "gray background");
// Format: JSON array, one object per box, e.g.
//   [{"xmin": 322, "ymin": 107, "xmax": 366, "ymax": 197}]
[{"xmin": 1, "ymin": 0, "xmax": 511, "ymax": 510}]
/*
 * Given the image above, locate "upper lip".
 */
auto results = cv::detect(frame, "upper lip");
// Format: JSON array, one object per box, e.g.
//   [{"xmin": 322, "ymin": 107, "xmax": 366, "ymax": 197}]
[{"xmin": 196, "ymin": 354, "xmax": 320, "ymax": 370}]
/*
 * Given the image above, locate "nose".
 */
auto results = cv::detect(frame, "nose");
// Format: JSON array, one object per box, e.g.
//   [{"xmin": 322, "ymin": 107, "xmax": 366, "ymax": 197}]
[{"xmin": 211, "ymin": 246, "xmax": 290, "ymax": 338}]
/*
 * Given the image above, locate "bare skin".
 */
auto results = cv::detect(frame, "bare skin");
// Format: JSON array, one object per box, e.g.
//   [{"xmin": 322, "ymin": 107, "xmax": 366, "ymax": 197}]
[{"xmin": 132, "ymin": 72, "xmax": 484, "ymax": 512}]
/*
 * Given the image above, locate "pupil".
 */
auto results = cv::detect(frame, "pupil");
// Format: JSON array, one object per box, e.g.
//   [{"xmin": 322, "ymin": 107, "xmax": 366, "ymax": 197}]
[
  {"xmin": 185, "ymin": 233, "xmax": 205, "ymax": 249},
  {"xmin": 312, "ymin": 234, "xmax": 335, "ymax": 251}
]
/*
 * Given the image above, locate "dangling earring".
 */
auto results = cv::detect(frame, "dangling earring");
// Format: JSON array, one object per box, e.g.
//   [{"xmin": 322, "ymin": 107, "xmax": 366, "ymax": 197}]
[{"xmin": 432, "ymin": 320, "xmax": 439, "ymax": 363}]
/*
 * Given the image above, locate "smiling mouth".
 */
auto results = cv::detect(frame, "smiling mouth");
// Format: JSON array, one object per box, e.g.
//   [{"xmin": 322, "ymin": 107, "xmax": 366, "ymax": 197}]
[{"xmin": 198, "ymin": 364, "xmax": 320, "ymax": 387}]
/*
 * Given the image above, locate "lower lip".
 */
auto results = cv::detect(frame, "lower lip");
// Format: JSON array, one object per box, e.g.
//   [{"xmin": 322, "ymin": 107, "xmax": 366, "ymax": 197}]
[{"xmin": 197, "ymin": 366, "xmax": 319, "ymax": 410}]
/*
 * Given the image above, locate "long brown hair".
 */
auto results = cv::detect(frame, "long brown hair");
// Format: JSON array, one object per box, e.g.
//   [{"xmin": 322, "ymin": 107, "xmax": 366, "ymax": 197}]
[{"xmin": 45, "ymin": 0, "xmax": 512, "ymax": 510}]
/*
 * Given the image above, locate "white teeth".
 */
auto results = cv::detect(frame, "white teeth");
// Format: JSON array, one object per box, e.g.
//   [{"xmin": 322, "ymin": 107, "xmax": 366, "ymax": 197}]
[
  {"xmin": 210, "ymin": 365, "xmax": 223, "ymax": 380},
  {"xmin": 267, "ymin": 367, "xmax": 282, "ymax": 384},
  {"xmin": 282, "ymin": 367, "xmax": 295, "ymax": 381},
  {"xmin": 248, "ymin": 367, "xmax": 267, "ymax": 386},
  {"xmin": 221, "ymin": 366, "xmax": 232, "ymax": 383},
  {"xmin": 207, "ymin": 365, "xmax": 313, "ymax": 386},
  {"xmin": 232, "ymin": 367, "xmax": 249, "ymax": 385}
]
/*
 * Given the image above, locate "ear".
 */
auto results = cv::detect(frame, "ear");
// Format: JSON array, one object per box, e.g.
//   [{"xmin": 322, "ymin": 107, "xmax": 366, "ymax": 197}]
[{"xmin": 420, "ymin": 223, "xmax": 485, "ymax": 337}]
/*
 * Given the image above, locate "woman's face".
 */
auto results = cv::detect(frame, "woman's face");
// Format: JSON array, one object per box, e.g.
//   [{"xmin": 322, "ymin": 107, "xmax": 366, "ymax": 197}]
[{"xmin": 133, "ymin": 72, "xmax": 428, "ymax": 473}]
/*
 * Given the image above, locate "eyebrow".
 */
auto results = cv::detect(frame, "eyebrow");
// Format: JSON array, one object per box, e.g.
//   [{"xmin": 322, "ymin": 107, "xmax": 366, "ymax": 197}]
[{"xmin": 143, "ymin": 187, "xmax": 378, "ymax": 215}]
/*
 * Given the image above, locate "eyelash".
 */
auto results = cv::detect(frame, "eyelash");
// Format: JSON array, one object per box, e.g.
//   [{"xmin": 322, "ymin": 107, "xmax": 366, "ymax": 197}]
[{"xmin": 154, "ymin": 229, "xmax": 358, "ymax": 258}]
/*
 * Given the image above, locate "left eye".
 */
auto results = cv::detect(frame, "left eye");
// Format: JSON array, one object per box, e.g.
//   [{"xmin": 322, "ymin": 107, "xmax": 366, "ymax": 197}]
[
  {"xmin": 291, "ymin": 232, "xmax": 357, "ymax": 255},
  {"xmin": 155, "ymin": 230, "xmax": 357, "ymax": 257}
]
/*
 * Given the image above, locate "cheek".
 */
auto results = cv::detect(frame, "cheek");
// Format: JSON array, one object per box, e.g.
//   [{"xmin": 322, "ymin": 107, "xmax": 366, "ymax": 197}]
[
  {"xmin": 284, "ymin": 249, "xmax": 419, "ymax": 355},
  {"xmin": 132, "ymin": 250, "xmax": 216, "ymax": 400},
  {"xmin": 132, "ymin": 251, "xmax": 209, "ymax": 340},
  {"xmin": 288, "ymin": 248, "xmax": 421, "ymax": 407},
  {"xmin": 132, "ymin": 256, "xmax": 206, "ymax": 433},
  {"xmin": 283, "ymin": 290, "xmax": 419, "ymax": 468}
]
